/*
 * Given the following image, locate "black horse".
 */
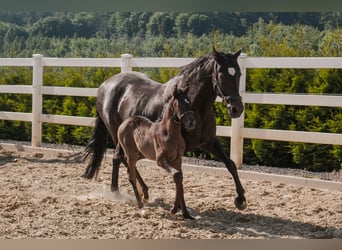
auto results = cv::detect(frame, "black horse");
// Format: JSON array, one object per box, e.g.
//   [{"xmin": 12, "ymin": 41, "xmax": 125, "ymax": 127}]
[{"xmin": 84, "ymin": 47, "xmax": 247, "ymax": 210}]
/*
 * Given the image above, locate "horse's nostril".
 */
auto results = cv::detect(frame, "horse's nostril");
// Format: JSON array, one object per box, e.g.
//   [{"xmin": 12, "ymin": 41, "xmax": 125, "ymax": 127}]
[{"xmin": 186, "ymin": 120, "xmax": 196, "ymax": 130}]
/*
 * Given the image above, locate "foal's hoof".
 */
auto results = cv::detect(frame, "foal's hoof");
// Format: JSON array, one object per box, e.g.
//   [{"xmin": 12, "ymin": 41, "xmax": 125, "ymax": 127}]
[
  {"xmin": 138, "ymin": 208, "xmax": 149, "ymax": 218},
  {"xmin": 171, "ymin": 207, "xmax": 196, "ymax": 220},
  {"xmin": 234, "ymin": 197, "xmax": 247, "ymax": 210},
  {"xmin": 170, "ymin": 212, "xmax": 195, "ymax": 220}
]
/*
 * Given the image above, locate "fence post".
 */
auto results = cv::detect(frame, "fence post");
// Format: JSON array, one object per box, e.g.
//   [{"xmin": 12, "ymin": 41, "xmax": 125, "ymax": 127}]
[
  {"xmin": 31, "ymin": 54, "xmax": 43, "ymax": 147},
  {"xmin": 121, "ymin": 53, "xmax": 133, "ymax": 72},
  {"xmin": 230, "ymin": 53, "xmax": 247, "ymax": 168}
]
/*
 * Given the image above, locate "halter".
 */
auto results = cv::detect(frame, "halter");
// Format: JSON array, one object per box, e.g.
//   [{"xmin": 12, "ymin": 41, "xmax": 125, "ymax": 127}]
[
  {"xmin": 169, "ymin": 100, "xmax": 194, "ymax": 124},
  {"xmin": 212, "ymin": 63, "xmax": 242, "ymax": 105},
  {"xmin": 178, "ymin": 110, "xmax": 195, "ymax": 121}
]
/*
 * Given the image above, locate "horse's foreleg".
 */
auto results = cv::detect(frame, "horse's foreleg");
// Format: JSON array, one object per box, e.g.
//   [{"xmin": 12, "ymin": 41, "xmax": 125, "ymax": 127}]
[
  {"xmin": 207, "ymin": 138, "xmax": 247, "ymax": 210},
  {"xmin": 172, "ymin": 171, "xmax": 194, "ymax": 220},
  {"xmin": 157, "ymin": 158, "xmax": 179, "ymax": 175}
]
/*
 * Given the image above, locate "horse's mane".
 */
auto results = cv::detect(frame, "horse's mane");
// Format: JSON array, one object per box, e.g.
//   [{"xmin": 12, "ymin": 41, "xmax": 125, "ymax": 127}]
[
  {"xmin": 179, "ymin": 55, "xmax": 215, "ymax": 80},
  {"xmin": 156, "ymin": 94, "xmax": 174, "ymax": 122},
  {"xmin": 175, "ymin": 54, "xmax": 216, "ymax": 99}
]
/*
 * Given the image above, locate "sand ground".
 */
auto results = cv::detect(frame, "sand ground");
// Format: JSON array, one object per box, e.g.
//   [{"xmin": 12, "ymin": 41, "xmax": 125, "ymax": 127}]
[{"xmin": 0, "ymin": 149, "xmax": 341, "ymax": 239}]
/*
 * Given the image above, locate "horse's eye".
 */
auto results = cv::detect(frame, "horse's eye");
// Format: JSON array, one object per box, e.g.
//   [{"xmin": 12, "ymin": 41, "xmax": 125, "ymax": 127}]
[{"xmin": 228, "ymin": 67, "xmax": 236, "ymax": 76}]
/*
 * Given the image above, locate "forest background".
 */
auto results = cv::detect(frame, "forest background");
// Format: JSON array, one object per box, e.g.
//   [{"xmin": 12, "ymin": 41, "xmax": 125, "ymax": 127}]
[{"xmin": 0, "ymin": 12, "xmax": 341, "ymax": 171}]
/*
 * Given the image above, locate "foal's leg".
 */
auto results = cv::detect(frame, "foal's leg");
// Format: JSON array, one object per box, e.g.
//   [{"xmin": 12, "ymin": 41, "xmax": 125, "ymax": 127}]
[
  {"xmin": 126, "ymin": 159, "xmax": 144, "ymax": 209},
  {"xmin": 136, "ymin": 170, "xmax": 149, "ymax": 202},
  {"xmin": 113, "ymin": 158, "xmax": 147, "ymax": 197},
  {"xmin": 158, "ymin": 158, "xmax": 193, "ymax": 220},
  {"xmin": 207, "ymin": 137, "xmax": 247, "ymax": 210},
  {"xmin": 114, "ymin": 144, "xmax": 149, "ymax": 200},
  {"xmin": 172, "ymin": 171, "xmax": 194, "ymax": 220}
]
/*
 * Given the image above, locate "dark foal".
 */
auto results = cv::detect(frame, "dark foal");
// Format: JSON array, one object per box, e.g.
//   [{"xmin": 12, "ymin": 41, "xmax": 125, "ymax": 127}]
[{"xmin": 115, "ymin": 86, "xmax": 196, "ymax": 219}]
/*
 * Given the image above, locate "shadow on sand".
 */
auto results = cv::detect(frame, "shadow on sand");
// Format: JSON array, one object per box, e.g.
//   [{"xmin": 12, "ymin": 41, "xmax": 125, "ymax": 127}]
[{"xmin": 147, "ymin": 198, "xmax": 338, "ymax": 239}]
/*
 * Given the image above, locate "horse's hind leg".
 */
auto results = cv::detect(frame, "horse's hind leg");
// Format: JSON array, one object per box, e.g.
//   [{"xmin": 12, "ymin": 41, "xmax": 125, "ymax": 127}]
[
  {"xmin": 111, "ymin": 159, "xmax": 121, "ymax": 192},
  {"xmin": 112, "ymin": 144, "xmax": 123, "ymax": 192}
]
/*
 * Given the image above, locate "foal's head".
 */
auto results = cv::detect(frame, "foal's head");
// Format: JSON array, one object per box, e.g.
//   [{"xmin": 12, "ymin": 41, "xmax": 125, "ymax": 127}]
[{"xmin": 168, "ymin": 85, "xmax": 196, "ymax": 131}]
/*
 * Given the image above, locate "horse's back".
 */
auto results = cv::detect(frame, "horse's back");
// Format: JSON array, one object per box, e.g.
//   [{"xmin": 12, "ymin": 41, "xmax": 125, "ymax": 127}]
[
  {"xmin": 99, "ymin": 72, "xmax": 169, "ymax": 125},
  {"xmin": 99, "ymin": 71, "xmax": 161, "ymax": 95},
  {"xmin": 95, "ymin": 72, "xmax": 164, "ymax": 140}
]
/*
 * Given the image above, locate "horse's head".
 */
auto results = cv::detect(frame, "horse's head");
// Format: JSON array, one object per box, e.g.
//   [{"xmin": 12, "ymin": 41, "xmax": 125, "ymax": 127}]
[
  {"xmin": 211, "ymin": 47, "xmax": 244, "ymax": 118},
  {"xmin": 170, "ymin": 85, "xmax": 196, "ymax": 131}
]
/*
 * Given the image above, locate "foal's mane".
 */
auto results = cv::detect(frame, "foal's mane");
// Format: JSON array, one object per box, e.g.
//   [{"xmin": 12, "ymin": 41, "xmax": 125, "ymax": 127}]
[{"xmin": 156, "ymin": 93, "xmax": 175, "ymax": 123}]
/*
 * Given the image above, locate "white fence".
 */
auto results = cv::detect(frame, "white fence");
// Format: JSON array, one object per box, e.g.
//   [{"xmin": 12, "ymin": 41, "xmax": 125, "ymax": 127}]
[{"xmin": 0, "ymin": 54, "xmax": 342, "ymax": 167}]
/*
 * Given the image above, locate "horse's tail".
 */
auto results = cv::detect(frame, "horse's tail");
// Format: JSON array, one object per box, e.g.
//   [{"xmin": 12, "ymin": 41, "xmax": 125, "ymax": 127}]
[{"xmin": 83, "ymin": 113, "xmax": 108, "ymax": 179}]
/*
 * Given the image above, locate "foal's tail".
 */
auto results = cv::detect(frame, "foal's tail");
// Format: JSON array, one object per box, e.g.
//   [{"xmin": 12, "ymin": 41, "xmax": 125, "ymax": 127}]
[{"xmin": 83, "ymin": 113, "xmax": 108, "ymax": 179}]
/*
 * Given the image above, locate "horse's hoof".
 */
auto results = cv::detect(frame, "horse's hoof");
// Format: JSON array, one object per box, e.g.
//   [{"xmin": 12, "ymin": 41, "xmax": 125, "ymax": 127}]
[
  {"xmin": 170, "ymin": 208, "xmax": 179, "ymax": 215},
  {"xmin": 139, "ymin": 208, "xmax": 148, "ymax": 218},
  {"xmin": 183, "ymin": 214, "xmax": 196, "ymax": 220},
  {"xmin": 170, "ymin": 206, "xmax": 181, "ymax": 215},
  {"xmin": 235, "ymin": 197, "xmax": 247, "ymax": 210},
  {"xmin": 111, "ymin": 186, "xmax": 119, "ymax": 192}
]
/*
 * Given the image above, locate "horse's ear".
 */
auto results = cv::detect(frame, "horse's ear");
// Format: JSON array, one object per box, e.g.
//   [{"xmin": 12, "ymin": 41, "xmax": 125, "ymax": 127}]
[
  {"xmin": 212, "ymin": 46, "xmax": 218, "ymax": 55},
  {"xmin": 234, "ymin": 49, "xmax": 242, "ymax": 58},
  {"xmin": 212, "ymin": 46, "xmax": 219, "ymax": 58},
  {"xmin": 171, "ymin": 84, "xmax": 178, "ymax": 97},
  {"xmin": 212, "ymin": 46, "xmax": 224, "ymax": 64}
]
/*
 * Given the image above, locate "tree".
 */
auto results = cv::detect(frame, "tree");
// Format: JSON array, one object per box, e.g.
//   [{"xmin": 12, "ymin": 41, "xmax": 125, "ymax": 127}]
[
  {"xmin": 187, "ymin": 14, "xmax": 211, "ymax": 36},
  {"xmin": 30, "ymin": 15, "xmax": 75, "ymax": 38},
  {"xmin": 174, "ymin": 13, "xmax": 190, "ymax": 36},
  {"xmin": 147, "ymin": 12, "xmax": 174, "ymax": 37},
  {"xmin": 69, "ymin": 12, "xmax": 101, "ymax": 38}
]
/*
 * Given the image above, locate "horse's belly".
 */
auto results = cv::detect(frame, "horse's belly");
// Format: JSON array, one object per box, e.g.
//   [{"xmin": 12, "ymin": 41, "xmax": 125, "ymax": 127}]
[{"xmin": 136, "ymin": 143, "xmax": 156, "ymax": 161}]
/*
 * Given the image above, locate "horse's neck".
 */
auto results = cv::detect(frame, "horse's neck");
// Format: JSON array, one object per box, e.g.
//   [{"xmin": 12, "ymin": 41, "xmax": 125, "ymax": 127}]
[
  {"xmin": 189, "ymin": 78, "xmax": 217, "ymax": 108},
  {"xmin": 177, "ymin": 66, "xmax": 217, "ymax": 108},
  {"xmin": 143, "ymin": 84, "xmax": 170, "ymax": 121}
]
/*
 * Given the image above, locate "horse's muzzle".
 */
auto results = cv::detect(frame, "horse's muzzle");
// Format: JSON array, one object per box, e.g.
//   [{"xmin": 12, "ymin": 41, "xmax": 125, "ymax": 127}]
[
  {"xmin": 180, "ymin": 111, "xmax": 196, "ymax": 131},
  {"xmin": 224, "ymin": 96, "xmax": 244, "ymax": 119}
]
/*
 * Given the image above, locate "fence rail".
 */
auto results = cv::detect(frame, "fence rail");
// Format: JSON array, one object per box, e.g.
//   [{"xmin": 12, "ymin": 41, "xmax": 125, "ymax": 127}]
[{"xmin": 0, "ymin": 54, "xmax": 341, "ymax": 167}]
